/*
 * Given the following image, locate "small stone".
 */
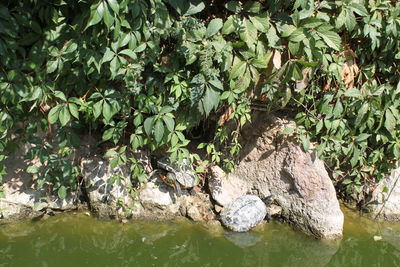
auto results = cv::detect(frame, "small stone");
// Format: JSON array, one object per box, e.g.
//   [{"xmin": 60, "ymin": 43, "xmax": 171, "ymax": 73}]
[
  {"xmin": 187, "ymin": 206, "xmax": 203, "ymax": 222},
  {"xmin": 85, "ymin": 212, "xmax": 91, "ymax": 216},
  {"xmin": 214, "ymin": 204, "xmax": 223, "ymax": 213},
  {"xmin": 373, "ymin": 235, "xmax": 383, "ymax": 241},
  {"xmin": 266, "ymin": 204, "xmax": 282, "ymax": 217},
  {"xmin": 220, "ymin": 195, "xmax": 267, "ymax": 232}
]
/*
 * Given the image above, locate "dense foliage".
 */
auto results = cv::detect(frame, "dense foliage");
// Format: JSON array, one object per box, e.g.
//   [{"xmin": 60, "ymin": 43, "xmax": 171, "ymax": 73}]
[{"xmin": 0, "ymin": 0, "xmax": 399, "ymax": 201}]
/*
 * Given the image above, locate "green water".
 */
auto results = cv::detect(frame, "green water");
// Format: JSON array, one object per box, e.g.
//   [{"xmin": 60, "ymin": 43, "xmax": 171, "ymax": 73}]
[{"xmin": 1, "ymin": 207, "xmax": 400, "ymax": 267}]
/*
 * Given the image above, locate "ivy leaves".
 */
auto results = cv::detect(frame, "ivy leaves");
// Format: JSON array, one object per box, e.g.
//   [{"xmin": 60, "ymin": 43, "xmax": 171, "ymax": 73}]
[
  {"xmin": 144, "ymin": 106, "xmax": 175, "ymax": 143},
  {"xmin": 48, "ymin": 92, "xmax": 80, "ymax": 127},
  {"xmin": 86, "ymin": 0, "xmax": 120, "ymax": 29},
  {"xmin": 190, "ymin": 74, "xmax": 222, "ymax": 117}
]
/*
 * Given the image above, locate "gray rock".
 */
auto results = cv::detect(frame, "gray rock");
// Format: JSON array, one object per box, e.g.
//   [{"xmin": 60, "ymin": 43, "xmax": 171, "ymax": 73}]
[
  {"xmin": 220, "ymin": 195, "xmax": 267, "ymax": 232},
  {"xmin": 235, "ymin": 113, "xmax": 344, "ymax": 239},
  {"xmin": 208, "ymin": 165, "xmax": 248, "ymax": 206},
  {"xmin": 368, "ymin": 166, "xmax": 400, "ymax": 220},
  {"xmin": 81, "ymin": 157, "xmax": 134, "ymax": 219}
]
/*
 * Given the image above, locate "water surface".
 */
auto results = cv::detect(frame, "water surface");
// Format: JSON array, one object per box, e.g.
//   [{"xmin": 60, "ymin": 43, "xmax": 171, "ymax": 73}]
[{"xmin": 1, "ymin": 206, "xmax": 400, "ymax": 267}]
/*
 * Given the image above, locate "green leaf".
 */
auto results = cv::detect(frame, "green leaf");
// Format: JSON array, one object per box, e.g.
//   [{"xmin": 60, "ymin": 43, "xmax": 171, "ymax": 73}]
[
  {"xmin": 86, "ymin": 2, "xmax": 106, "ymax": 29},
  {"xmin": 249, "ymin": 15, "xmax": 269, "ymax": 33},
  {"xmin": 102, "ymin": 101, "xmax": 112, "ymax": 122},
  {"xmin": 239, "ymin": 18, "xmax": 258, "ymax": 46},
  {"xmin": 206, "ymin": 18, "xmax": 223, "ymax": 38},
  {"xmin": 48, "ymin": 105, "xmax": 62, "ymax": 124},
  {"xmin": 93, "ymin": 100, "xmax": 103, "ymax": 119},
  {"xmin": 225, "ymin": 1, "xmax": 241, "ymax": 13},
  {"xmin": 281, "ymin": 25, "xmax": 297, "ymax": 37},
  {"xmin": 202, "ymin": 88, "xmax": 220, "ymax": 116},
  {"xmin": 316, "ymin": 120, "xmax": 324, "ymax": 134},
  {"xmin": 134, "ymin": 43, "xmax": 146, "ymax": 53},
  {"xmin": 184, "ymin": 0, "xmax": 205, "ymax": 16},
  {"xmin": 107, "ymin": 0, "xmax": 119, "ymax": 14},
  {"xmin": 144, "ymin": 116, "xmax": 155, "ymax": 136},
  {"xmin": 356, "ymin": 133, "xmax": 370, "ymax": 142},
  {"xmin": 300, "ymin": 134, "xmax": 310, "ymax": 152},
  {"xmin": 154, "ymin": 119, "xmax": 164, "ymax": 143},
  {"xmin": 282, "ymin": 127, "xmax": 294, "ymax": 135},
  {"xmin": 349, "ymin": 3, "xmax": 368, "ymax": 16},
  {"xmin": 68, "ymin": 103, "xmax": 79, "ymax": 119},
  {"xmin": 162, "ymin": 116, "xmax": 175, "ymax": 132},
  {"xmin": 222, "ymin": 15, "xmax": 235, "ymax": 35},
  {"xmin": 58, "ymin": 186, "xmax": 67, "ymax": 200},
  {"xmin": 209, "ymin": 79, "xmax": 224, "ymax": 90},
  {"xmin": 289, "ymin": 28, "xmax": 306, "ymax": 42},
  {"xmin": 336, "ymin": 9, "xmax": 346, "ymax": 29},
  {"xmin": 46, "ymin": 60, "xmax": 58, "ymax": 74},
  {"xmin": 26, "ymin": 165, "xmax": 39, "ymax": 174},
  {"xmin": 54, "ymin": 91, "xmax": 67, "ymax": 101},
  {"xmin": 344, "ymin": 88, "xmax": 362, "ymax": 98},
  {"xmin": 382, "ymin": 186, "xmax": 389, "ymax": 193},
  {"xmin": 292, "ymin": 64, "xmax": 303, "ymax": 80},
  {"xmin": 59, "ymin": 106, "xmax": 71, "ymax": 126},
  {"xmin": 355, "ymin": 102, "xmax": 369, "ymax": 126},
  {"xmin": 102, "ymin": 127, "xmax": 114, "ymax": 141},
  {"xmin": 345, "ymin": 10, "xmax": 356, "ymax": 31},
  {"xmin": 103, "ymin": 48, "xmax": 115, "ymax": 63},
  {"xmin": 160, "ymin": 106, "xmax": 174, "ymax": 113},
  {"xmin": 102, "ymin": 4, "xmax": 114, "ymax": 28},
  {"xmin": 342, "ymin": 179, "xmax": 352, "ymax": 185},
  {"xmin": 317, "ymin": 29, "xmax": 342, "ymax": 51},
  {"xmin": 301, "ymin": 17, "xmax": 323, "ymax": 28},
  {"xmin": 104, "ymin": 149, "xmax": 118, "ymax": 158},
  {"xmin": 295, "ymin": 60, "xmax": 319, "ymax": 67},
  {"xmin": 119, "ymin": 49, "xmax": 136, "ymax": 59},
  {"xmin": 230, "ymin": 59, "xmax": 246, "ymax": 80},
  {"xmin": 332, "ymin": 100, "xmax": 343, "ymax": 119},
  {"xmin": 384, "ymin": 108, "xmax": 396, "ymax": 133},
  {"xmin": 243, "ymin": 1, "xmax": 261, "ymax": 13},
  {"xmin": 288, "ymin": 41, "xmax": 301, "ymax": 55},
  {"xmin": 251, "ymin": 57, "xmax": 268, "ymax": 68}
]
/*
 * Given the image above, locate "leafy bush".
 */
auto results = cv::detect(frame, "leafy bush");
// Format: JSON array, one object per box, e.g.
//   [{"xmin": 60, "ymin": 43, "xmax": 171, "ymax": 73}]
[{"xmin": 0, "ymin": 0, "xmax": 399, "ymax": 201}]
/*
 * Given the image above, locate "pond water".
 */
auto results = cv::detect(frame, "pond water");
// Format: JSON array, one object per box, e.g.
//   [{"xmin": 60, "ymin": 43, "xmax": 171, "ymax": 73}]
[{"xmin": 1, "ymin": 206, "xmax": 400, "ymax": 267}]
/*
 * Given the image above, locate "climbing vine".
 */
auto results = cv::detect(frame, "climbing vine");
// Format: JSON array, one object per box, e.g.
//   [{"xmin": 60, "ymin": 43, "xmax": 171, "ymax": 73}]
[{"xmin": 0, "ymin": 0, "xmax": 399, "ymax": 200}]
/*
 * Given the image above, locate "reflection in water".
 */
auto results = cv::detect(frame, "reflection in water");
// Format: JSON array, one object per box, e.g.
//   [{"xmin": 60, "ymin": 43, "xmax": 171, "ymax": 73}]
[
  {"xmin": 225, "ymin": 232, "xmax": 262, "ymax": 248},
  {"xmin": 0, "ymin": 207, "xmax": 399, "ymax": 267}
]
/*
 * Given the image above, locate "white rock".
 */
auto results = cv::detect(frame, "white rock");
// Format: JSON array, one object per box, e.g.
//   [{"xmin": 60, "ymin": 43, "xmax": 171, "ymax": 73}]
[{"xmin": 208, "ymin": 165, "xmax": 247, "ymax": 206}]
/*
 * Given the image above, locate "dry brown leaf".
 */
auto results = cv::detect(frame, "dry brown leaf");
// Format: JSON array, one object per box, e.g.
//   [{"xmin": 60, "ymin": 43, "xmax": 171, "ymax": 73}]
[
  {"xmin": 341, "ymin": 48, "xmax": 359, "ymax": 88},
  {"xmin": 273, "ymin": 50, "xmax": 281, "ymax": 70},
  {"xmin": 219, "ymin": 106, "xmax": 233, "ymax": 126},
  {"xmin": 260, "ymin": 93, "xmax": 269, "ymax": 102}
]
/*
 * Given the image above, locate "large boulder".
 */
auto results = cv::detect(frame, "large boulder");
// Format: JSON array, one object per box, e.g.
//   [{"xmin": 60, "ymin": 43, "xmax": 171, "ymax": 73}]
[
  {"xmin": 234, "ymin": 112, "xmax": 344, "ymax": 239},
  {"xmin": 368, "ymin": 166, "xmax": 400, "ymax": 220}
]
